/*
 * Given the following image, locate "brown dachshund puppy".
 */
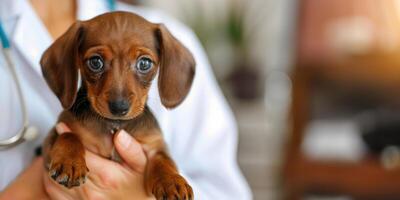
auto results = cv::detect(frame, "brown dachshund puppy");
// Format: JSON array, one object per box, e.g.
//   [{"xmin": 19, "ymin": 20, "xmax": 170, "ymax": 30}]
[{"xmin": 40, "ymin": 11, "xmax": 195, "ymax": 199}]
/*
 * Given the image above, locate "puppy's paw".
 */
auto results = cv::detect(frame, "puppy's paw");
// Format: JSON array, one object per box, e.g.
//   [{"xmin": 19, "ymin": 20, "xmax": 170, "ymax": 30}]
[
  {"xmin": 152, "ymin": 174, "xmax": 193, "ymax": 200},
  {"xmin": 48, "ymin": 155, "xmax": 88, "ymax": 188}
]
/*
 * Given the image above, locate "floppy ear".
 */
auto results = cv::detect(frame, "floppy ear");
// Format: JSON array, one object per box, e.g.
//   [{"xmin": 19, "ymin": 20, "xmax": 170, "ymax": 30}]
[
  {"xmin": 40, "ymin": 22, "xmax": 84, "ymax": 109},
  {"xmin": 156, "ymin": 24, "xmax": 196, "ymax": 109}
]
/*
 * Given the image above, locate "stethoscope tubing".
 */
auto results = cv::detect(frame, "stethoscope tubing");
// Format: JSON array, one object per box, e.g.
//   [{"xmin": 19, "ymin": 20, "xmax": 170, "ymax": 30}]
[
  {"xmin": 0, "ymin": 21, "xmax": 38, "ymax": 149},
  {"xmin": 0, "ymin": 42, "xmax": 38, "ymax": 149}
]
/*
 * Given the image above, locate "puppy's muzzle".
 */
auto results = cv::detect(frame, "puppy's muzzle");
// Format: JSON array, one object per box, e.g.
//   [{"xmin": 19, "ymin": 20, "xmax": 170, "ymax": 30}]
[{"xmin": 108, "ymin": 99, "xmax": 130, "ymax": 116}]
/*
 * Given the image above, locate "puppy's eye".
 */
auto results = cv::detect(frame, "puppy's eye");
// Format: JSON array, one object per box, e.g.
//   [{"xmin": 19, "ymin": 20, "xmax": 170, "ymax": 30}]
[
  {"xmin": 136, "ymin": 57, "xmax": 153, "ymax": 73},
  {"xmin": 87, "ymin": 55, "xmax": 104, "ymax": 72}
]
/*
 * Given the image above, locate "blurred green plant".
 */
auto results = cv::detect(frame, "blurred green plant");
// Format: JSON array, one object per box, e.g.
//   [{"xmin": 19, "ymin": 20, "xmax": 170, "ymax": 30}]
[
  {"xmin": 182, "ymin": 0, "xmax": 263, "ymax": 99},
  {"xmin": 182, "ymin": 0, "xmax": 260, "ymax": 66},
  {"xmin": 226, "ymin": 0, "xmax": 247, "ymax": 59}
]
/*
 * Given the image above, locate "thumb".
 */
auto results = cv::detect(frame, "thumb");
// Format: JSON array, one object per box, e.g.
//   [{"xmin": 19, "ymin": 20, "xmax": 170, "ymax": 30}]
[{"xmin": 114, "ymin": 130, "xmax": 147, "ymax": 173}]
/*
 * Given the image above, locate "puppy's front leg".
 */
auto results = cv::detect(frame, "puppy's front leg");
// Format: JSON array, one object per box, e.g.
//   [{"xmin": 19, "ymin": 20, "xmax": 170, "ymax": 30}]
[
  {"xmin": 137, "ymin": 133, "xmax": 193, "ymax": 200},
  {"xmin": 146, "ymin": 151, "xmax": 193, "ymax": 200},
  {"xmin": 43, "ymin": 130, "xmax": 88, "ymax": 188}
]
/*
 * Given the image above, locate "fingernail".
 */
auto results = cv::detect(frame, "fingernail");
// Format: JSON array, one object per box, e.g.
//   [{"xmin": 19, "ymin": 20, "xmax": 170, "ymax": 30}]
[
  {"xmin": 55, "ymin": 123, "xmax": 68, "ymax": 135},
  {"xmin": 117, "ymin": 130, "xmax": 131, "ymax": 149}
]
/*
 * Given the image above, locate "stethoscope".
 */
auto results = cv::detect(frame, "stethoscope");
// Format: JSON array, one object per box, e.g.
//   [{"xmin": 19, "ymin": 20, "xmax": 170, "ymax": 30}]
[
  {"xmin": 0, "ymin": 0, "xmax": 116, "ymax": 150},
  {"xmin": 0, "ymin": 21, "xmax": 39, "ymax": 149}
]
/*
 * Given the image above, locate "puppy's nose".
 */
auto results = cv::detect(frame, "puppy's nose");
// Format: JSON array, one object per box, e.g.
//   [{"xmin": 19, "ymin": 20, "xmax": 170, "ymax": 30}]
[{"xmin": 108, "ymin": 99, "xmax": 130, "ymax": 116}]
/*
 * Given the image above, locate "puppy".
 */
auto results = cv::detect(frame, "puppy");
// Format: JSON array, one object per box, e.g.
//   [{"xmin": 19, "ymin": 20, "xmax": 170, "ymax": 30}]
[{"xmin": 40, "ymin": 11, "xmax": 195, "ymax": 199}]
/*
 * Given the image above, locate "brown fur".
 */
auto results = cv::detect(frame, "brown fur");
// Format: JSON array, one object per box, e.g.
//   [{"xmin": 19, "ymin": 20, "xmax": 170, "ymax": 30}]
[{"xmin": 40, "ymin": 11, "xmax": 195, "ymax": 199}]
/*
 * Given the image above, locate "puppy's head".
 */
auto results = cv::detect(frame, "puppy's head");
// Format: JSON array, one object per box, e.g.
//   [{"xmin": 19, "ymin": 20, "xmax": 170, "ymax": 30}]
[{"xmin": 41, "ymin": 12, "xmax": 195, "ymax": 120}]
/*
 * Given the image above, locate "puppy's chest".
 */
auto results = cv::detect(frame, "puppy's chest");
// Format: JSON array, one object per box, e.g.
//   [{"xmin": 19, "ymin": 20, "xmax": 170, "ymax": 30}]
[{"xmin": 69, "ymin": 121, "xmax": 122, "ymax": 159}]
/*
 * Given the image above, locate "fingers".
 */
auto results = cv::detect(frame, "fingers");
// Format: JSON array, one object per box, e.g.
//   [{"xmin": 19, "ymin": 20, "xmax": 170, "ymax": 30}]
[
  {"xmin": 43, "ymin": 173, "xmax": 71, "ymax": 200},
  {"xmin": 85, "ymin": 150, "xmax": 117, "ymax": 174},
  {"xmin": 55, "ymin": 122, "xmax": 147, "ymax": 174},
  {"xmin": 84, "ymin": 150, "xmax": 130, "ymax": 190},
  {"xmin": 44, "ymin": 171, "xmax": 84, "ymax": 200},
  {"xmin": 45, "ymin": 152, "xmax": 111, "ymax": 198},
  {"xmin": 55, "ymin": 122, "xmax": 72, "ymax": 135},
  {"xmin": 114, "ymin": 130, "xmax": 147, "ymax": 173}
]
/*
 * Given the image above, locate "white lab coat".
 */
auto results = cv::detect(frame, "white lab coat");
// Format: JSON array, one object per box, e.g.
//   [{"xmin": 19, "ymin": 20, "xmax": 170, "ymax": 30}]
[{"xmin": 0, "ymin": 0, "xmax": 252, "ymax": 199}]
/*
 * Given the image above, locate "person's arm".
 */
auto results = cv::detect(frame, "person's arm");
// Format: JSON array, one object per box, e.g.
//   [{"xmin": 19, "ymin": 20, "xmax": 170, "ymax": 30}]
[
  {"xmin": 161, "ymin": 23, "xmax": 252, "ymax": 200},
  {"xmin": 0, "ymin": 158, "xmax": 49, "ymax": 200}
]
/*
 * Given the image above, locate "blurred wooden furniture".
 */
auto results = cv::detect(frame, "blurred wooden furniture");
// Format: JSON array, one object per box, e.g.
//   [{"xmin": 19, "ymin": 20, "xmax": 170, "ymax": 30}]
[{"xmin": 282, "ymin": 0, "xmax": 400, "ymax": 199}]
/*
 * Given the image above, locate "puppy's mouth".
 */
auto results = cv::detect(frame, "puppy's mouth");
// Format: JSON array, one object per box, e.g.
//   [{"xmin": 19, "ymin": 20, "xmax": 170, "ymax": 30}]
[{"xmin": 89, "ymin": 97, "xmax": 143, "ymax": 121}]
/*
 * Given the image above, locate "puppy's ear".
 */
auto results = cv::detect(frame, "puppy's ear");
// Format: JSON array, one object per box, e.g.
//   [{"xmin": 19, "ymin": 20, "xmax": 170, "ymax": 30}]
[
  {"xmin": 40, "ymin": 22, "xmax": 84, "ymax": 109},
  {"xmin": 156, "ymin": 24, "xmax": 196, "ymax": 109}
]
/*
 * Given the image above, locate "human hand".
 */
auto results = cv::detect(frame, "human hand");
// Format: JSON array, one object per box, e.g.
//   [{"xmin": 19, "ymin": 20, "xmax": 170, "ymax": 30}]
[{"xmin": 44, "ymin": 123, "xmax": 155, "ymax": 200}]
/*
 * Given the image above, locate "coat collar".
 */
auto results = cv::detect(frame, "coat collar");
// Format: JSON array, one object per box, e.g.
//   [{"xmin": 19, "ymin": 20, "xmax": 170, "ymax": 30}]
[{"xmin": 5, "ymin": 0, "xmax": 110, "ymax": 76}]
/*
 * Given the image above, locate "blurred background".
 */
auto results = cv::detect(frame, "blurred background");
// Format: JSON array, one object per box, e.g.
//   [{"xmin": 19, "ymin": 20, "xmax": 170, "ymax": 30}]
[{"xmin": 131, "ymin": 0, "xmax": 400, "ymax": 199}]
